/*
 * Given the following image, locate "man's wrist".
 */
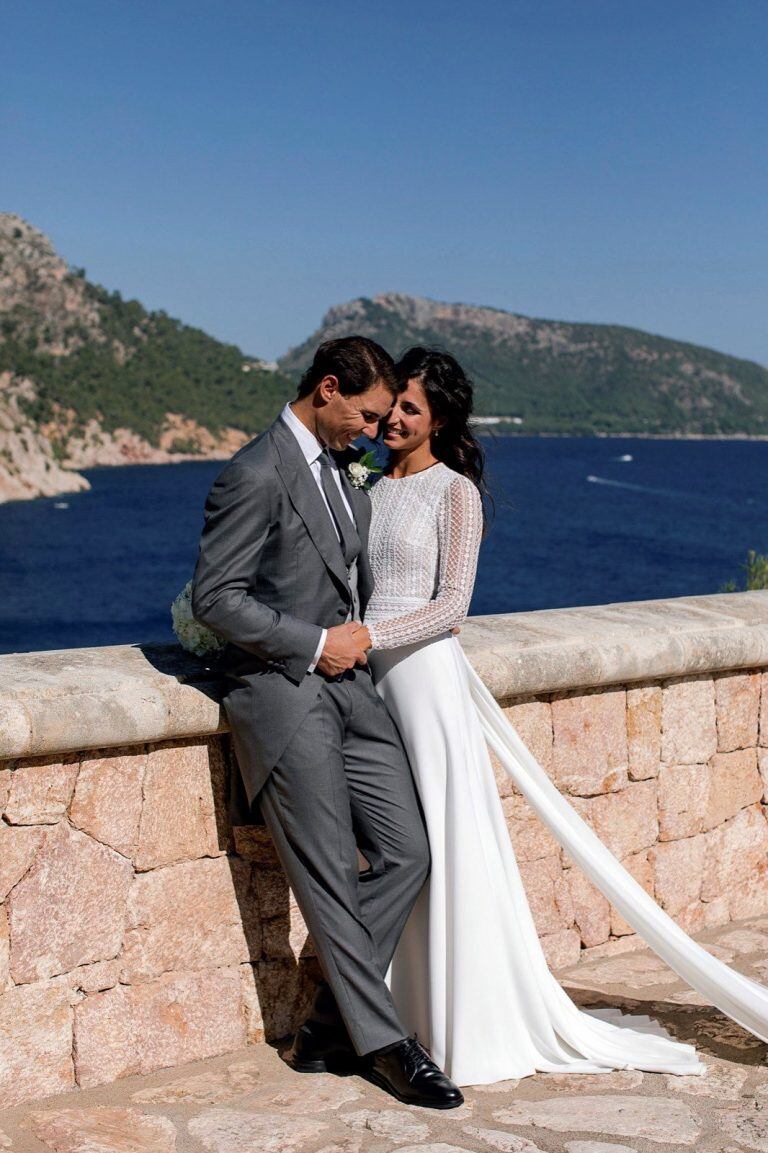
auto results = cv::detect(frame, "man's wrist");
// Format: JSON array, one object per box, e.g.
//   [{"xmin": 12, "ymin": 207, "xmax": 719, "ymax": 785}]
[{"xmin": 308, "ymin": 628, "xmax": 327, "ymax": 674}]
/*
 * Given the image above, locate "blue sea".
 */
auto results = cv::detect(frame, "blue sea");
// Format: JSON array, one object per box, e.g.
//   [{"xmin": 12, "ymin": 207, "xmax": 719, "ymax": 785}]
[{"xmin": 1, "ymin": 436, "xmax": 766, "ymax": 656}]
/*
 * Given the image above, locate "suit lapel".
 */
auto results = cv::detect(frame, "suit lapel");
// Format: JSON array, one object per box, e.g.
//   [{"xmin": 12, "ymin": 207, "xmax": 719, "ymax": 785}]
[{"xmin": 271, "ymin": 419, "xmax": 351, "ymax": 591}]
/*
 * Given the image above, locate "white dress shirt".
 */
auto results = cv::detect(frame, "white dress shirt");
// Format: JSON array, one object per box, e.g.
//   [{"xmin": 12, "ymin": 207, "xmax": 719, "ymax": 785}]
[{"xmin": 279, "ymin": 404, "xmax": 357, "ymax": 672}]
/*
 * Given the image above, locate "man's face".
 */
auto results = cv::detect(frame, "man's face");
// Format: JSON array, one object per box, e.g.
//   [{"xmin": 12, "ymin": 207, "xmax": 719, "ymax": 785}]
[{"xmin": 317, "ymin": 379, "xmax": 394, "ymax": 450}]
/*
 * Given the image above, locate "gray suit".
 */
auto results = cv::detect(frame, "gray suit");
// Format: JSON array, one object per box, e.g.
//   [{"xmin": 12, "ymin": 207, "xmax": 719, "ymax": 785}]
[{"xmin": 192, "ymin": 414, "xmax": 430, "ymax": 1054}]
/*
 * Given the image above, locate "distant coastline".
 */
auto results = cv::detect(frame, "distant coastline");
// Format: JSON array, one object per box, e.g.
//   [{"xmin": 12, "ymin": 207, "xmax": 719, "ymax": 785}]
[{"xmin": 483, "ymin": 429, "xmax": 768, "ymax": 441}]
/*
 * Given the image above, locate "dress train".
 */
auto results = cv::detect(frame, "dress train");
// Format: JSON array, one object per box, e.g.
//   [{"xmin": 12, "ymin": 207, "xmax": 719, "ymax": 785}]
[{"xmin": 372, "ymin": 633, "xmax": 768, "ymax": 1085}]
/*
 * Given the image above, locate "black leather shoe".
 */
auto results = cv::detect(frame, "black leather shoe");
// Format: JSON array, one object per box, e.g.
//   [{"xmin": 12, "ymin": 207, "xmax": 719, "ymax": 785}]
[
  {"xmin": 283, "ymin": 1020, "xmax": 359, "ymax": 1074},
  {"xmin": 365, "ymin": 1036, "xmax": 464, "ymax": 1109}
]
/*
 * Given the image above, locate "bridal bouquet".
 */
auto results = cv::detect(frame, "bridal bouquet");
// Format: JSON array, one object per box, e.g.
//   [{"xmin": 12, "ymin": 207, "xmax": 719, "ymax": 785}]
[{"xmin": 170, "ymin": 580, "xmax": 226, "ymax": 658}]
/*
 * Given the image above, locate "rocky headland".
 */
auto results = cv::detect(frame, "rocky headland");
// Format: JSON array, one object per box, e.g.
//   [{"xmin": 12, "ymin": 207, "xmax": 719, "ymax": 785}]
[{"xmin": 0, "ymin": 213, "xmax": 291, "ymax": 503}]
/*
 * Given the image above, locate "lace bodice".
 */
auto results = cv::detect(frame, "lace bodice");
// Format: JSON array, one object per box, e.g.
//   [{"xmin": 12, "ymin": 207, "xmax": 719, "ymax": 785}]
[{"xmin": 365, "ymin": 462, "xmax": 483, "ymax": 650}]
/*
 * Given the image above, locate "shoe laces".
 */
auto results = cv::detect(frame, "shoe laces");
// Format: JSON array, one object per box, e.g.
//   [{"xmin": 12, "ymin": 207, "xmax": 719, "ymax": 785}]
[{"xmin": 400, "ymin": 1035, "xmax": 435, "ymax": 1079}]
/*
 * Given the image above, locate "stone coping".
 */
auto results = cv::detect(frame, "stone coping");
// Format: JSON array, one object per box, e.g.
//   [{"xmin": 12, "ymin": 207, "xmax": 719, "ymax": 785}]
[
  {"xmin": 462, "ymin": 589, "xmax": 768, "ymax": 700},
  {"xmin": 1, "ymin": 590, "xmax": 767, "ymax": 760}
]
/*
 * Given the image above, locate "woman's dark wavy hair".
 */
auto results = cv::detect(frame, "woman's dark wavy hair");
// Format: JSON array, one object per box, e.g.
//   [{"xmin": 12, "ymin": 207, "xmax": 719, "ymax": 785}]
[{"xmin": 394, "ymin": 347, "xmax": 492, "ymax": 524}]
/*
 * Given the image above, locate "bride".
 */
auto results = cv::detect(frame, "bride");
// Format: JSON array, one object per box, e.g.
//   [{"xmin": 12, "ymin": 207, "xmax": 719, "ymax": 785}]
[{"xmin": 358, "ymin": 346, "xmax": 768, "ymax": 1086}]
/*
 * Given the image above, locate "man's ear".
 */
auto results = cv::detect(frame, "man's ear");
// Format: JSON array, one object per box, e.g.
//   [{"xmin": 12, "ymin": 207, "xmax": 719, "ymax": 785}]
[{"xmin": 316, "ymin": 374, "xmax": 340, "ymax": 403}]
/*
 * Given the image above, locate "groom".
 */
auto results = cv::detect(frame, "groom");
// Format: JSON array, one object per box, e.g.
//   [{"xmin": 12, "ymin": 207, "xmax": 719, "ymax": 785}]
[{"xmin": 191, "ymin": 336, "xmax": 463, "ymax": 1109}]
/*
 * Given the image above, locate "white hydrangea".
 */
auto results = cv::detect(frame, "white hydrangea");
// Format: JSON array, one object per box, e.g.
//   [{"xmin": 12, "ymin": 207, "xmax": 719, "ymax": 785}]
[{"xmin": 170, "ymin": 579, "xmax": 226, "ymax": 658}]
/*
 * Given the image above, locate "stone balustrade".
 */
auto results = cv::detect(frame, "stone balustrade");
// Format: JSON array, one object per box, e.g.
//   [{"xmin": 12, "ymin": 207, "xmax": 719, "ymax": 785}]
[{"xmin": 1, "ymin": 590, "xmax": 768, "ymax": 1107}]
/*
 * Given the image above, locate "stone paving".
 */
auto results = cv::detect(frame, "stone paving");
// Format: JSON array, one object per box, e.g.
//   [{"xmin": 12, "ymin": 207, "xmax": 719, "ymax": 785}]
[{"xmin": 2, "ymin": 915, "xmax": 768, "ymax": 1153}]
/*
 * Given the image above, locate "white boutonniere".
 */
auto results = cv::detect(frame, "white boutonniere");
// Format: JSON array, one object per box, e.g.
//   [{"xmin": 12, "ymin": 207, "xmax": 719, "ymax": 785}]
[{"xmin": 346, "ymin": 449, "xmax": 382, "ymax": 491}]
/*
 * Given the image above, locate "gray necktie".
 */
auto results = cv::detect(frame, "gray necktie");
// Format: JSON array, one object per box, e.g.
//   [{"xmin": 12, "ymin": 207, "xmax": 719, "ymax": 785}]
[{"xmin": 318, "ymin": 450, "xmax": 361, "ymax": 568}]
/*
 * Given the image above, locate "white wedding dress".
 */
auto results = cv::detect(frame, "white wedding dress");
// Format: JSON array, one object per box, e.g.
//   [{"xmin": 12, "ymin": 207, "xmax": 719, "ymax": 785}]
[{"xmin": 365, "ymin": 461, "xmax": 768, "ymax": 1086}]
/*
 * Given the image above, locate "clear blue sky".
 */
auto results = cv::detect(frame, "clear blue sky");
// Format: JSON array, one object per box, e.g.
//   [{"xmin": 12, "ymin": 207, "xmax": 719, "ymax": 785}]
[{"xmin": 2, "ymin": 0, "xmax": 766, "ymax": 363}]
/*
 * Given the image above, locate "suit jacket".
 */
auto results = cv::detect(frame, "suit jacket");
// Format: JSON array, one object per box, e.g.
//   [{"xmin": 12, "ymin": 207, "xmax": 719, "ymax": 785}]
[{"xmin": 191, "ymin": 415, "xmax": 374, "ymax": 820}]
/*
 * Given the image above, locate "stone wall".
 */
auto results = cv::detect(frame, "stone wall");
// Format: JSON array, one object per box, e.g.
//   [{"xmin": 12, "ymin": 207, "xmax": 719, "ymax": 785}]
[
  {"xmin": 2, "ymin": 591, "xmax": 768, "ymax": 1107},
  {"xmin": 495, "ymin": 669, "xmax": 768, "ymax": 970}
]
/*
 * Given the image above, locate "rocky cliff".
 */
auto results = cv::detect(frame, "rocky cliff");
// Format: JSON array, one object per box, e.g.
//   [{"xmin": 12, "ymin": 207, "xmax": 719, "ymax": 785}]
[{"xmin": 0, "ymin": 213, "xmax": 292, "ymax": 503}]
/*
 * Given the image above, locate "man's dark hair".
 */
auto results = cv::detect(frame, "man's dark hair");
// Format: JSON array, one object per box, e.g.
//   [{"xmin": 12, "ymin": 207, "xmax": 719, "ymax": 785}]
[{"xmin": 296, "ymin": 335, "xmax": 397, "ymax": 399}]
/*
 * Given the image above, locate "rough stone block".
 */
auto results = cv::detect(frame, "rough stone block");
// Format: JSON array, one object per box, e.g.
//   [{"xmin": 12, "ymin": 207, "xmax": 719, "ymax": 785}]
[
  {"xmin": 503, "ymin": 698, "xmax": 553, "ymax": 772},
  {"xmin": 27, "ymin": 1108, "xmax": 178, "ymax": 1153},
  {"xmin": 9, "ymin": 821, "xmax": 132, "ymax": 983},
  {"xmin": 0, "ymin": 823, "xmax": 45, "ymax": 900},
  {"xmin": 503, "ymin": 794, "xmax": 561, "ymax": 862},
  {"xmin": 256, "ymin": 957, "xmax": 322, "ymax": 1041},
  {"xmin": 661, "ymin": 676, "xmax": 717, "ymax": 765},
  {"xmin": 540, "ymin": 928, "xmax": 582, "ymax": 969},
  {"xmin": 761, "ymin": 671, "xmax": 768, "ymax": 746},
  {"xmin": 675, "ymin": 897, "xmax": 730, "ymax": 935},
  {"xmin": 262, "ymin": 890, "xmax": 313, "ymax": 960},
  {"xmin": 702, "ymin": 803, "xmax": 768, "ymax": 902},
  {"xmin": 70, "ymin": 747, "xmax": 146, "ymax": 857},
  {"xmin": 490, "ymin": 700, "xmax": 552, "ymax": 798},
  {"xmin": 567, "ymin": 867, "xmax": 611, "ymax": 947},
  {"xmin": 0, "ymin": 904, "xmax": 9, "ymax": 990},
  {"xmin": 551, "ymin": 687, "xmax": 628, "ymax": 796},
  {"xmin": 254, "ymin": 868, "xmax": 291, "ymax": 920},
  {"xmin": 580, "ymin": 933, "xmax": 644, "ymax": 961},
  {"xmin": 188, "ymin": 1109, "xmax": 330, "ymax": 1153},
  {"xmin": 715, "ymin": 671, "xmax": 760, "ymax": 751},
  {"xmin": 493, "ymin": 1095, "xmax": 701, "ymax": 1143},
  {"xmin": 610, "ymin": 849, "xmax": 654, "ymax": 936},
  {"xmin": 0, "ymin": 766, "xmax": 11, "ymax": 813},
  {"xmin": 0, "ymin": 978, "xmax": 74, "ymax": 1107},
  {"xmin": 73, "ymin": 967, "xmax": 246, "ymax": 1088},
  {"xmin": 649, "ymin": 834, "xmax": 707, "ymax": 914},
  {"xmin": 233, "ymin": 825, "xmax": 281, "ymax": 868},
  {"xmin": 699, "ymin": 894, "xmax": 729, "ymax": 923},
  {"xmin": 574, "ymin": 779, "xmax": 658, "ymax": 860},
  {"xmin": 759, "ymin": 748, "xmax": 768, "ymax": 802},
  {"xmin": 120, "ymin": 856, "xmax": 254, "ymax": 983},
  {"xmin": 239, "ymin": 962, "xmax": 266, "ymax": 1043},
  {"xmin": 657, "ymin": 763, "xmax": 709, "ymax": 841},
  {"xmin": 728, "ymin": 870, "xmax": 768, "ymax": 919},
  {"xmin": 518, "ymin": 854, "xmax": 574, "ymax": 934},
  {"xmin": 626, "ymin": 684, "xmax": 662, "ymax": 780},
  {"xmin": 135, "ymin": 740, "xmax": 222, "ymax": 870},
  {"xmin": 66, "ymin": 959, "xmax": 121, "ymax": 994},
  {"xmin": 704, "ymin": 748, "xmax": 762, "ymax": 831},
  {"xmin": 3, "ymin": 756, "xmax": 78, "ymax": 824}
]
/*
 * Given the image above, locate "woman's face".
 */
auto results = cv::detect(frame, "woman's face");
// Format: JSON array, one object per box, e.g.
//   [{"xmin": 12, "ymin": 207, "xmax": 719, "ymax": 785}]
[{"xmin": 382, "ymin": 377, "xmax": 440, "ymax": 452}]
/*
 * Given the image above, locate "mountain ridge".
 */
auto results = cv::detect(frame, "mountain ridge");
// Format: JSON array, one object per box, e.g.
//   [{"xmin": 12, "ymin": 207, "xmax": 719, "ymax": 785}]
[{"xmin": 278, "ymin": 293, "xmax": 768, "ymax": 436}]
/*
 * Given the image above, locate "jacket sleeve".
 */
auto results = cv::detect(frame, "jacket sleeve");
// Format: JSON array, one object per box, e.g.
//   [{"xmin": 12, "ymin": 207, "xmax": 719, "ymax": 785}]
[
  {"xmin": 366, "ymin": 475, "xmax": 483, "ymax": 650},
  {"xmin": 191, "ymin": 459, "xmax": 323, "ymax": 683}
]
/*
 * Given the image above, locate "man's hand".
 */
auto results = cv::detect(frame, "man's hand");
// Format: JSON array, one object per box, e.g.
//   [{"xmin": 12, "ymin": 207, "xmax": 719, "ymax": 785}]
[
  {"xmin": 316, "ymin": 622, "xmax": 371, "ymax": 677},
  {"xmin": 353, "ymin": 623, "xmax": 372, "ymax": 655}
]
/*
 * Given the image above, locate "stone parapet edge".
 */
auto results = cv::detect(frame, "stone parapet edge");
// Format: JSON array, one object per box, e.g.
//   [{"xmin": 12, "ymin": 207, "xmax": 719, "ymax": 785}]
[{"xmin": 1, "ymin": 590, "xmax": 767, "ymax": 759}]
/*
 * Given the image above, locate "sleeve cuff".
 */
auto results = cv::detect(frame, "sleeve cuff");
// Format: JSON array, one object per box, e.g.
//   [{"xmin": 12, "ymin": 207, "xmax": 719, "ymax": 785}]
[{"xmin": 308, "ymin": 628, "xmax": 327, "ymax": 673}]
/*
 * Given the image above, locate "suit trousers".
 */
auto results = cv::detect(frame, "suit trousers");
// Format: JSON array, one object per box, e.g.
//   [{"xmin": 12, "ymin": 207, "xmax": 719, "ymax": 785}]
[{"xmin": 258, "ymin": 666, "xmax": 430, "ymax": 1056}]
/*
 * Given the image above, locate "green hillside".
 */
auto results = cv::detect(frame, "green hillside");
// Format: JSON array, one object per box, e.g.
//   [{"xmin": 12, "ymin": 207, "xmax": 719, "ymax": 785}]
[
  {"xmin": 0, "ymin": 214, "xmax": 294, "ymax": 445},
  {"xmin": 278, "ymin": 294, "xmax": 768, "ymax": 436},
  {"xmin": 0, "ymin": 284, "xmax": 294, "ymax": 443}
]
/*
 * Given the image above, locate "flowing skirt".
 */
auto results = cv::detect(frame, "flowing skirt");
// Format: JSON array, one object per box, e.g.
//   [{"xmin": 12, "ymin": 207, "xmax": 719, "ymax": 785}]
[{"xmin": 369, "ymin": 633, "xmax": 768, "ymax": 1085}]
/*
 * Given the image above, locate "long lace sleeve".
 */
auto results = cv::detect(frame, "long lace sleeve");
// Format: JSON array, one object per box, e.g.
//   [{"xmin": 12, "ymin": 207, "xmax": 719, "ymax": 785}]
[{"xmin": 367, "ymin": 475, "xmax": 483, "ymax": 650}]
